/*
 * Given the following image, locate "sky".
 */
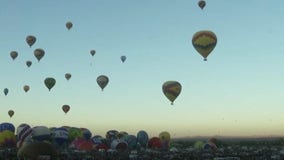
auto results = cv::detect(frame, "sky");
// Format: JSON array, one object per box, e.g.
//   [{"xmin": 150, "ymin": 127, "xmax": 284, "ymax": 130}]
[{"xmin": 1, "ymin": 0, "xmax": 284, "ymax": 138}]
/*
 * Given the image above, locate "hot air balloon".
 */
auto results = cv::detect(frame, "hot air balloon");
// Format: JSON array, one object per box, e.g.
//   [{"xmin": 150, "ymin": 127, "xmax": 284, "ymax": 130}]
[
  {"xmin": 120, "ymin": 55, "xmax": 126, "ymax": 63},
  {"xmin": 4, "ymin": 88, "xmax": 8, "ymax": 96},
  {"xmin": 148, "ymin": 137, "xmax": 162, "ymax": 149},
  {"xmin": 26, "ymin": 35, "xmax": 36, "ymax": 47},
  {"xmin": 66, "ymin": 21, "xmax": 73, "ymax": 30},
  {"xmin": 97, "ymin": 75, "xmax": 109, "ymax": 91},
  {"xmin": 0, "ymin": 130, "xmax": 16, "ymax": 148},
  {"xmin": 53, "ymin": 127, "xmax": 68, "ymax": 146},
  {"xmin": 65, "ymin": 73, "xmax": 71, "ymax": 81},
  {"xmin": 0, "ymin": 122, "xmax": 15, "ymax": 133},
  {"xmin": 62, "ymin": 105, "xmax": 70, "ymax": 114},
  {"xmin": 23, "ymin": 85, "xmax": 30, "ymax": 92},
  {"xmin": 26, "ymin": 61, "xmax": 32, "ymax": 67},
  {"xmin": 90, "ymin": 50, "xmax": 96, "ymax": 56},
  {"xmin": 8, "ymin": 110, "xmax": 14, "ymax": 118},
  {"xmin": 192, "ymin": 30, "xmax": 217, "ymax": 61},
  {"xmin": 159, "ymin": 131, "xmax": 171, "ymax": 149},
  {"xmin": 10, "ymin": 51, "xmax": 18, "ymax": 60},
  {"xmin": 34, "ymin": 48, "xmax": 45, "ymax": 62},
  {"xmin": 198, "ymin": 0, "xmax": 206, "ymax": 10},
  {"xmin": 17, "ymin": 142, "xmax": 58, "ymax": 160},
  {"xmin": 137, "ymin": 130, "xmax": 149, "ymax": 148},
  {"xmin": 44, "ymin": 77, "xmax": 56, "ymax": 91},
  {"xmin": 162, "ymin": 81, "xmax": 182, "ymax": 105}
]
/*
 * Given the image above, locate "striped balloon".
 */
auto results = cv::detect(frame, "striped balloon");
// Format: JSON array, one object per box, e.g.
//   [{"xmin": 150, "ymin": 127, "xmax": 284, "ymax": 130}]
[
  {"xmin": 162, "ymin": 81, "xmax": 182, "ymax": 105},
  {"xmin": 192, "ymin": 30, "xmax": 217, "ymax": 61}
]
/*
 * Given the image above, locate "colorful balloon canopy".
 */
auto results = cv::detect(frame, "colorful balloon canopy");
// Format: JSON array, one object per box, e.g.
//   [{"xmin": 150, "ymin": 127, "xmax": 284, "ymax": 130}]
[
  {"xmin": 162, "ymin": 81, "xmax": 182, "ymax": 105},
  {"xmin": 148, "ymin": 137, "xmax": 162, "ymax": 149},
  {"xmin": 137, "ymin": 130, "xmax": 149, "ymax": 148},
  {"xmin": 66, "ymin": 21, "xmax": 73, "ymax": 30},
  {"xmin": 26, "ymin": 61, "xmax": 32, "ymax": 67},
  {"xmin": 62, "ymin": 105, "xmax": 70, "ymax": 114},
  {"xmin": 198, "ymin": 0, "xmax": 206, "ymax": 10},
  {"xmin": 4, "ymin": 88, "xmax": 9, "ymax": 96},
  {"xmin": 0, "ymin": 122, "xmax": 15, "ymax": 133},
  {"xmin": 8, "ymin": 110, "xmax": 14, "ymax": 118},
  {"xmin": 192, "ymin": 30, "xmax": 217, "ymax": 61},
  {"xmin": 44, "ymin": 77, "xmax": 56, "ymax": 91},
  {"xmin": 10, "ymin": 51, "xmax": 18, "ymax": 60},
  {"xmin": 17, "ymin": 142, "xmax": 57, "ymax": 159},
  {"xmin": 90, "ymin": 50, "xmax": 96, "ymax": 56},
  {"xmin": 26, "ymin": 35, "xmax": 36, "ymax": 47},
  {"xmin": 53, "ymin": 127, "xmax": 69, "ymax": 146},
  {"xmin": 97, "ymin": 75, "xmax": 109, "ymax": 91},
  {"xmin": 34, "ymin": 48, "xmax": 45, "ymax": 62},
  {"xmin": 0, "ymin": 130, "xmax": 16, "ymax": 148},
  {"xmin": 23, "ymin": 85, "xmax": 30, "ymax": 92},
  {"xmin": 120, "ymin": 55, "xmax": 126, "ymax": 63},
  {"xmin": 65, "ymin": 73, "xmax": 71, "ymax": 81},
  {"xmin": 159, "ymin": 131, "xmax": 171, "ymax": 149}
]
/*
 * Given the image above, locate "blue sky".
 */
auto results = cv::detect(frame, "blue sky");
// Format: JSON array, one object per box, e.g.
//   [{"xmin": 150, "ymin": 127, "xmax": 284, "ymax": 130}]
[{"xmin": 1, "ymin": 0, "xmax": 284, "ymax": 138}]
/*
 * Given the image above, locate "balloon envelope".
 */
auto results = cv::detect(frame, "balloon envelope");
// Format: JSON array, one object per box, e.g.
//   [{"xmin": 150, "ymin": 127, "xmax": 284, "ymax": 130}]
[
  {"xmin": 10, "ymin": 51, "xmax": 18, "ymax": 60},
  {"xmin": 8, "ymin": 110, "xmax": 14, "ymax": 118},
  {"xmin": 90, "ymin": 50, "xmax": 96, "ymax": 56},
  {"xmin": 192, "ymin": 30, "xmax": 217, "ymax": 61},
  {"xmin": 17, "ymin": 142, "xmax": 58, "ymax": 160},
  {"xmin": 0, "ymin": 130, "xmax": 16, "ymax": 148},
  {"xmin": 120, "ymin": 55, "xmax": 126, "ymax": 63},
  {"xmin": 162, "ymin": 81, "xmax": 182, "ymax": 105},
  {"xmin": 198, "ymin": 0, "xmax": 206, "ymax": 10},
  {"xmin": 65, "ymin": 73, "xmax": 71, "ymax": 81},
  {"xmin": 62, "ymin": 105, "xmax": 70, "ymax": 114},
  {"xmin": 3, "ymin": 88, "xmax": 8, "ymax": 96},
  {"xmin": 23, "ymin": 85, "xmax": 30, "ymax": 92},
  {"xmin": 26, "ymin": 35, "xmax": 36, "ymax": 47},
  {"xmin": 97, "ymin": 75, "xmax": 109, "ymax": 91},
  {"xmin": 137, "ymin": 130, "xmax": 148, "ymax": 147},
  {"xmin": 26, "ymin": 61, "xmax": 32, "ymax": 67},
  {"xmin": 148, "ymin": 137, "xmax": 162, "ymax": 149},
  {"xmin": 34, "ymin": 48, "xmax": 45, "ymax": 62},
  {"xmin": 44, "ymin": 77, "xmax": 56, "ymax": 91},
  {"xmin": 66, "ymin": 21, "xmax": 73, "ymax": 30},
  {"xmin": 0, "ymin": 122, "xmax": 15, "ymax": 133}
]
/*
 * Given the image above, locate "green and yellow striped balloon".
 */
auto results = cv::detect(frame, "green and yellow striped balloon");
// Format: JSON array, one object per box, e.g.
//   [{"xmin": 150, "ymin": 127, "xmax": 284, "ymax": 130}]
[
  {"xmin": 162, "ymin": 81, "xmax": 182, "ymax": 105},
  {"xmin": 192, "ymin": 30, "xmax": 217, "ymax": 61}
]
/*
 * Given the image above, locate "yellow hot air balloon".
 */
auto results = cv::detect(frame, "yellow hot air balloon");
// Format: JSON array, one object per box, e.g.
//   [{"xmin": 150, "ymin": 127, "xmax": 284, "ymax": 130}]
[
  {"xmin": 192, "ymin": 30, "xmax": 217, "ymax": 61},
  {"xmin": 162, "ymin": 81, "xmax": 182, "ymax": 105}
]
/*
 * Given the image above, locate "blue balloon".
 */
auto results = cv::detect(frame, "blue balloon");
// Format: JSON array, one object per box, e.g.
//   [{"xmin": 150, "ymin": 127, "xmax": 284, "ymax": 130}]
[
  {"xmin": 92, "ymin": 135, "xmax": 104, "ymax": 145},
  {"xmin": 81, "ymin": 128, "xmax": 92, "ymax": 140},
  {"xmin": 53, "ymin": 127, "xmax": 69, "ymax": 146},
  {"xmin": 0, "ymin": 122, "xmax": 15, "ymax": 133},
  {"xmin": 123, "ymin": 135, "xmax": 137, "ymax": 150},
  {"xmin": 137, "ymin": 130, "xmax": 148, "ymax": 147}
]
